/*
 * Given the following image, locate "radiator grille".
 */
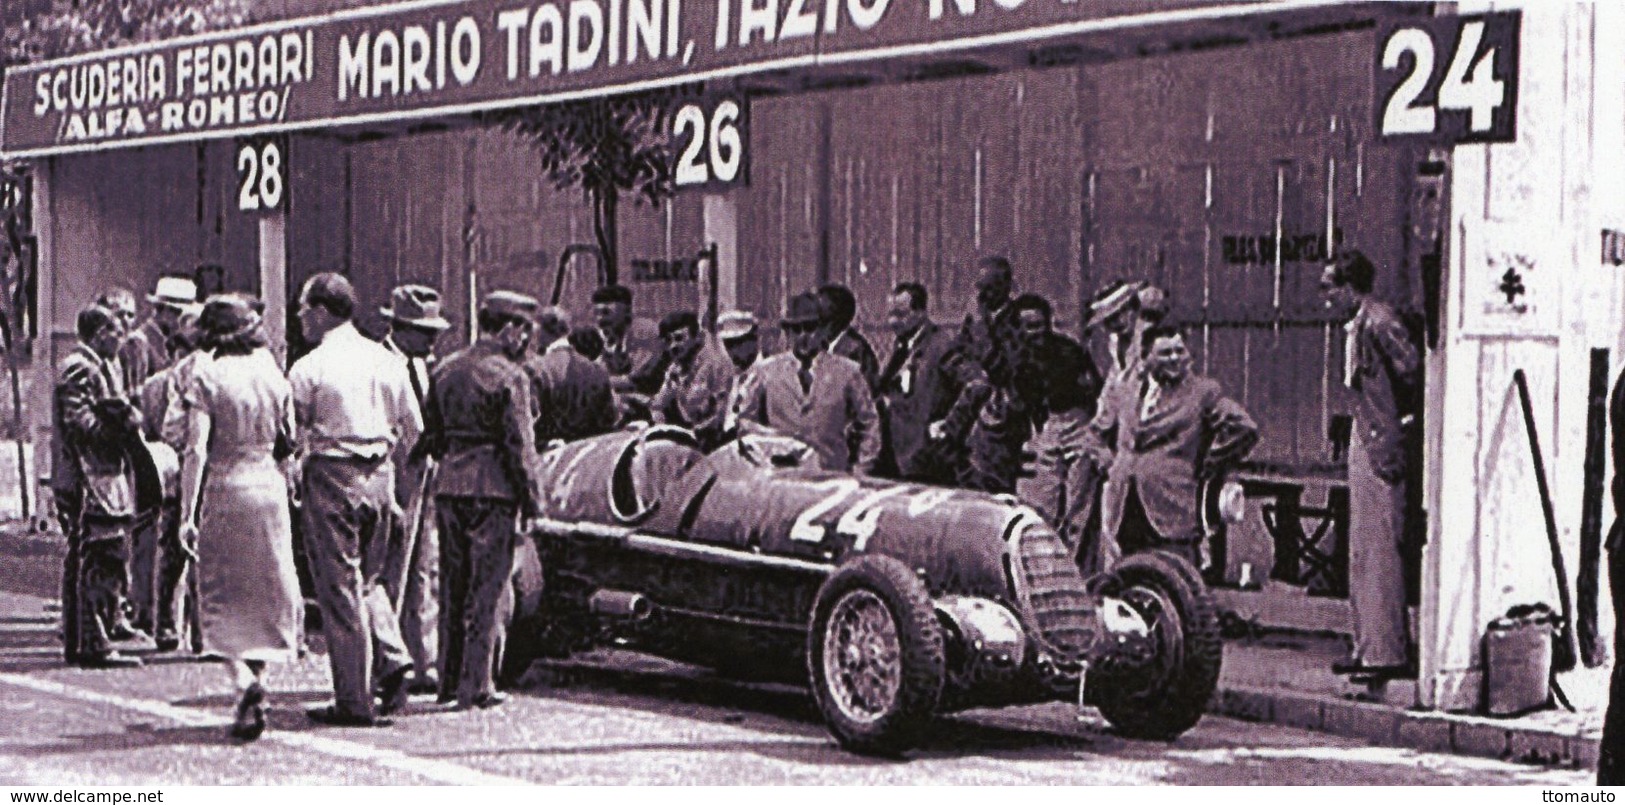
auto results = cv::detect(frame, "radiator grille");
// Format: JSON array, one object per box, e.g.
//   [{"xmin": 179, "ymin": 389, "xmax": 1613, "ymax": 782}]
[{"xmin": 1009, "ymin": 519, "xmax": 1095, "ymax": 663}]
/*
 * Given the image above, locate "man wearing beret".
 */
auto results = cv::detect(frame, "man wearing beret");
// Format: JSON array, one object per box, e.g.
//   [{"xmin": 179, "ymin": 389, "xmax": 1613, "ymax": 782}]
[
  {"xmin": 736, "ymin": 292, "xmax": 880, "ymax": 473},
  {"xmin": 290, "ymin": 273, "xmax": 418, "ymax": 726},
  {"xmin": 649, "ymin": 311, "xmax": 736, "ymax": 448},
  {"xmin": 380, "ymin": 285, "xmax": 452, "ymax": 696},
  {"xmin": 419, "ymin": 291, "xmax": 546, "ymax": 710}
]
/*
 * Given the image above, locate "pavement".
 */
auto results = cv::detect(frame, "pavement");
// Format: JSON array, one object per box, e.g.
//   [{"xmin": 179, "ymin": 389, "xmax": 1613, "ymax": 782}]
[
  {"xmin": 1214, "ymin": 629, "xmax": 1606, "ymax": 771},
  {"xmin": 0, "ymin": 519, "xmax": 1607, "ymax": 775}
]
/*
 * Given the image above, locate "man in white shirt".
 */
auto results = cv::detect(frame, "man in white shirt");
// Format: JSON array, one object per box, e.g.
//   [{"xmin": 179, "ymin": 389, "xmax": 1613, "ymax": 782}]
[{"xmin": 289, "ymin": 273, "xmax": 419, "ymax": 727}]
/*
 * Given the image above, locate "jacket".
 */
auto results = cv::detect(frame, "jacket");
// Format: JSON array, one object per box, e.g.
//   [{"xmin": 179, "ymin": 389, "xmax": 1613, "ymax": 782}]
[
  {"xmin": 525, "ymin": 341, "xmax": 618, "ymax": 445},
  {"xmin": 650, "ymin": 339, "xmax": 735, "ymax": 442},
  {"xmin": 1086, "ymin": 373, "xmax": 1258, "ymax": 543},
  {"xmin": 736, "ymin": 352, "xmax": 881, "ymax": 473},
  {"xmin": 597, "ymin": 318, "xmax": 668, "ymax": 397},
  {"xmin": 119, "ymin": 318, "xmax": 170, "ymax": 394},
  {"xmin": 52, "ymin": 344, "xmax": 141, "ymax": 520},
  {"xmin": 1347, "ymin": 300, "xmax": 1421, "ymax": 483},
  {"xmin": 830, "ymin": 328, "xmax": 881, "ymax": 393},
  {"xmin": 877, "ymin": 322, "xmax": 975, "ymax": 481},
  {"xmin": 422, "ymin": 339, "xmax": 544, "ymax": 516}
]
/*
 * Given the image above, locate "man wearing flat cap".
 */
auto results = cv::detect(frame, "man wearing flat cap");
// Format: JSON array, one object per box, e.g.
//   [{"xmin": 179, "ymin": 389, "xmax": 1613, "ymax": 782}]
[
  {"xmin": 380, "ymin": 285, "xmax": 451, "ymax": 696},
  {"xmin": 289, "ymin": 273, "xmax": 419, "ymax": 727},
  {"xmin": 736, "ymin": 292, "xmax": 880, "ymax": 473},
  {"xmin": 419, "ymin": 291, "xmax": 546, "ymax": 710}
]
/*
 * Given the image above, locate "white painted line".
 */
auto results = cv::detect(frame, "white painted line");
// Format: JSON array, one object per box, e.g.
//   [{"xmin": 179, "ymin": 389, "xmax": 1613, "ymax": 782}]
[{"xmin": 0, "ymin": 671, "xmax": 533, "ymax": 786}]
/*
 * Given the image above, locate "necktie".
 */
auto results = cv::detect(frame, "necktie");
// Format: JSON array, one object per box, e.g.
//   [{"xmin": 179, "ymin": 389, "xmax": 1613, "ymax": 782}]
[
  {"xmin": 408, "ymin": 359, "xmax": 427, "ymax": 407},
  {"xmin": 1141, "ymin": 381, "xmax": 1162, "ymax": 422},
  {"xmin": 797, "ymin": 360, "xmax": 814, "ymax": 395}
]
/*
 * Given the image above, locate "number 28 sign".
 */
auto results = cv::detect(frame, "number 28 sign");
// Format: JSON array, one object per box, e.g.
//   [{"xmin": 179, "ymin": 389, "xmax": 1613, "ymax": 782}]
[{"xmin": 1376, "ymin": 11, "xmax": 1520, "ymax": 144}]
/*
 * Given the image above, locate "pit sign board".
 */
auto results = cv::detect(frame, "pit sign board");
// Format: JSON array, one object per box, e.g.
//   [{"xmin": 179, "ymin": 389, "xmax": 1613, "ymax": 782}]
[
  {"xmin": 670, "ymin": 94, "xmax": 748, "ymax": 192},
  {"xmin": 1375, "ymin": 10, "xmax": 1520, "ymax": 144}
]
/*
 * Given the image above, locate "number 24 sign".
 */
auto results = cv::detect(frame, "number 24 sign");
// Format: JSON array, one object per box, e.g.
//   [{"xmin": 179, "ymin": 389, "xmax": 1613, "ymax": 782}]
[{"xmin": 1376, "ymin": 11, "xmax": 1520, "ymax": 144}]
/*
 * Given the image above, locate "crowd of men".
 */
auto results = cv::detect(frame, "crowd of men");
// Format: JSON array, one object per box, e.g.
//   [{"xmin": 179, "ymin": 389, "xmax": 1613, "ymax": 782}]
[{"xmin": 53, "ymin": 246, "xmax": 1432, "ymax": 733}]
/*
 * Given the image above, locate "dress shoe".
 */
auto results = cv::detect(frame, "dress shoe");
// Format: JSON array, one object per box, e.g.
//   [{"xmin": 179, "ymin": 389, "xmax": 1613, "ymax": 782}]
[
  {"xmin": 108, "ymin": 620, "xmax": 150, "ymax": 643},
  {"xmin": 376, "ymin": 665, "xmax": 412, "ymax": 717},
  {"xmin": 306, "ymin": 705, "xmax": 393, "ymax": 728},
  {"xmin": 154, "ymin": 632, "xmax": 181, "ymax": 653},
  {"xmin": 230, "ymin": 683, "xmax": 267, "ymax": 741},
  {"xmin": 408, "ymin": 677, "xmax": 441, "ymax": 696},
  {"xmin": 78, "ymin": 651, "xmax": 143, "ymax": 669},
  {"xmin": 458, "ymin": 692, "xmax": 507, "ymax": 711}
]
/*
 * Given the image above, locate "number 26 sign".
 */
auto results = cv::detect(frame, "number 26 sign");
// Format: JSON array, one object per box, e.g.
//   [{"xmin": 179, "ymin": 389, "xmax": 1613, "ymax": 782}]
[{"xmin": 1376, "ymin": 11, "xmax": 1520, "ymax": 144}]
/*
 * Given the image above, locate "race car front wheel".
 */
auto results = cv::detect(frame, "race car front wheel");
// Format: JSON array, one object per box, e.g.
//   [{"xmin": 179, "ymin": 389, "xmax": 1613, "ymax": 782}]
[
  {"xmin": 1092, "ymin": 550, "xmax": 1222, "ymax": 740},
  {"xmin": 808, "ymin": 555, "xmax": 945, "ymax": 756}
]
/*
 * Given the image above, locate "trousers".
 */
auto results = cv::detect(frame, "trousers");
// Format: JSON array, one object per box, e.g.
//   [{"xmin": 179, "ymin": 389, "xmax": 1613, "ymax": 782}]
[
  {"xmin": 1347, "ymin": 426, "xmax": 1409, "ymax": 668},
  {"xmin": 62, "ymin": 518, "xmax": 133, "ymax": 659},
  {"xmin": 302, "ymin": 456, "xmax": 412, "ymax": 717},
  {"xmin": 1016, "ymin": 409, "xmax": 1099, "ymax": 559},
  {"xmin": 436, "ymin": 496, "xmax": 519, "ymax": 705},
  {"xmin": 384, "ymin": 462, "xmax": 440, "ymax": 685}
]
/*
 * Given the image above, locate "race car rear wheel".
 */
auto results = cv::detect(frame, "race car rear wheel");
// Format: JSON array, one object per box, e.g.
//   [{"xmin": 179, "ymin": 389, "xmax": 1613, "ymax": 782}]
[
  {"xmin": 1093, "ymin": 551, "xmax": 1222, "ymax": 741},
  {"xmin": 808, "ymin": 555, "xmax": 945, "ymax": 756}
]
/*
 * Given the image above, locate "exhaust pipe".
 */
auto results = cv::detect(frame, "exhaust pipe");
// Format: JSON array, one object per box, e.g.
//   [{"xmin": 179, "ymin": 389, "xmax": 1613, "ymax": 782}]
[{"xmin": 589, "ymin": 589, "xmax": 652, "ymax": 620}]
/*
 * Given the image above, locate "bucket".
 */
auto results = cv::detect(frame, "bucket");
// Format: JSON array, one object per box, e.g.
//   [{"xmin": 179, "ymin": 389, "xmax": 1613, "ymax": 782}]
[{"xmin": 1481, "ymin": 604, "xmax": 1557, "ymax": 717}]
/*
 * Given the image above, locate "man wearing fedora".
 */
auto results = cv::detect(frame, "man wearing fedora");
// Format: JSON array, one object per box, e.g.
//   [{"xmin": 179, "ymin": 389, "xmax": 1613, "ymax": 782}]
[
  {"xmin": 121, "ymin": 276, "xmax": 196, "ymax": 395},
  {"xmin": 115, "ymin": 276, "xmax": 196, "ymax": 636},
  {"xmin": 380, "ymin": 285, "xmax": 451, "ymax": 696},
  {"xmin": 290, "ymin": 273, "xmax": 418, "ymax": 727},
  {"xmin": 419, "ymin": 291, "xmax": 546, "ymax": 710},
  {"xmin": 736, "ymin": 292, "xmax": 880, "ymax": 473}
]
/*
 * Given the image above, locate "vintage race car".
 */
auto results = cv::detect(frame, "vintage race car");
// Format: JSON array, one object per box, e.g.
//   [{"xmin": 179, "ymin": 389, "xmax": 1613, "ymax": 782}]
[{"xmin": 507, "ymin": 425, "xmax": 1222, "ymax": 755}]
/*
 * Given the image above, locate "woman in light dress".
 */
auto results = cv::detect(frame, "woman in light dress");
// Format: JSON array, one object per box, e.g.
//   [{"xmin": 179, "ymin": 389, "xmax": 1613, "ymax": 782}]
[{"xmin": 177, "ymin": 295, "xmax": 302, "ymax": 741}]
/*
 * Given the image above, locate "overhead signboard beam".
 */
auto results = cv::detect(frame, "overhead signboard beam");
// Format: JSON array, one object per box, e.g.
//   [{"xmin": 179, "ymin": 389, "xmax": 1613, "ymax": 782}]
[{"xmin": 1, "ymin": 0, "xmax": 1419, "ymax": 159}]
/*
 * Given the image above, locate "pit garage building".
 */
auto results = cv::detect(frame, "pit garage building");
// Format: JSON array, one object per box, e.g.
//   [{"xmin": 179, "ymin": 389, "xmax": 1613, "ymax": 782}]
[{"xmin": 3, "ymin": 0, "xmax": 1618, "ymax": 712}]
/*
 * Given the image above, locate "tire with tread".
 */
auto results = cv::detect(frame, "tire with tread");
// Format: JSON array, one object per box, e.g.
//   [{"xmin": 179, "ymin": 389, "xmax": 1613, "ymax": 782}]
[
  {"xmin": 1093, "ymin": 550, "xmax": 1222, "ymax": 740},
  {"xmin": 807, "ymin": 554, "xmax": 945, "ymax": 756}
]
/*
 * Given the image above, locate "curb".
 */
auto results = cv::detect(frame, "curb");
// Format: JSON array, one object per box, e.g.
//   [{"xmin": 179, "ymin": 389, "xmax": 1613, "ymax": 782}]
[{"xmin": 1210, "ymin": 685, "xmax": 1597, "ymax": 770}]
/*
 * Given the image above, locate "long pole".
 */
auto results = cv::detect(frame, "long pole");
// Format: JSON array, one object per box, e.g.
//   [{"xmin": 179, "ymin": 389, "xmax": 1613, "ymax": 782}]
[
  {"xmin": 8, "ymin": 339, "xmax": 27, "ymax": 520},
  {"xmin": 1513, "ymin": 369, "xmax": 1578, "ymax": 673}
]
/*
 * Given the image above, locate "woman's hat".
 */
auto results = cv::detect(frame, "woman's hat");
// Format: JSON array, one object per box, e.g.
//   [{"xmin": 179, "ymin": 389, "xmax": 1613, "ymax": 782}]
[{"xmin": 199, "ymin": 294, "xmax": 261, "ymax": 341}]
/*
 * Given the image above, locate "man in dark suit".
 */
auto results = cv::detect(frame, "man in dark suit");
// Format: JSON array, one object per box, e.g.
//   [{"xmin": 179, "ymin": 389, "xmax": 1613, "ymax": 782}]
[
  {"xmin": 1322, "ymin": 250, "xmax": 1421, "ymax": 681},
  {"xmin": 818, "ymin": 284, "xmax": 880, "ymax": 394},
  {"xmin": 591, "ymin": 285, "xmax": 667, "ymax": 421},
  {"xmin": 527, "ymin": 306, "xmax": 617, "ymax": 448},
  {"xmin": 951, "ymin": 256, "xmax": 1020, "ymax": 388},
  {"xmin": 1084, "ymin": 325, "xmax": 1258, "ymax": 570},
  {"xmin": 1010, "ymin": 295, "xmax": 1103, "ymax": 560},
  {"xmin": 380, "ymin": 284, "xmax": 451, "ymax": 696},
  {"xmin": 54, "ymin": 304, "xmax": 146, "ymax": 667},
  {"xmin": 421, "ymin": 292, "xmax": 547, "ymax": 710},
  {"xmin": 877, "ymin": 283, "xmax": 974, "ymax": 484}
]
